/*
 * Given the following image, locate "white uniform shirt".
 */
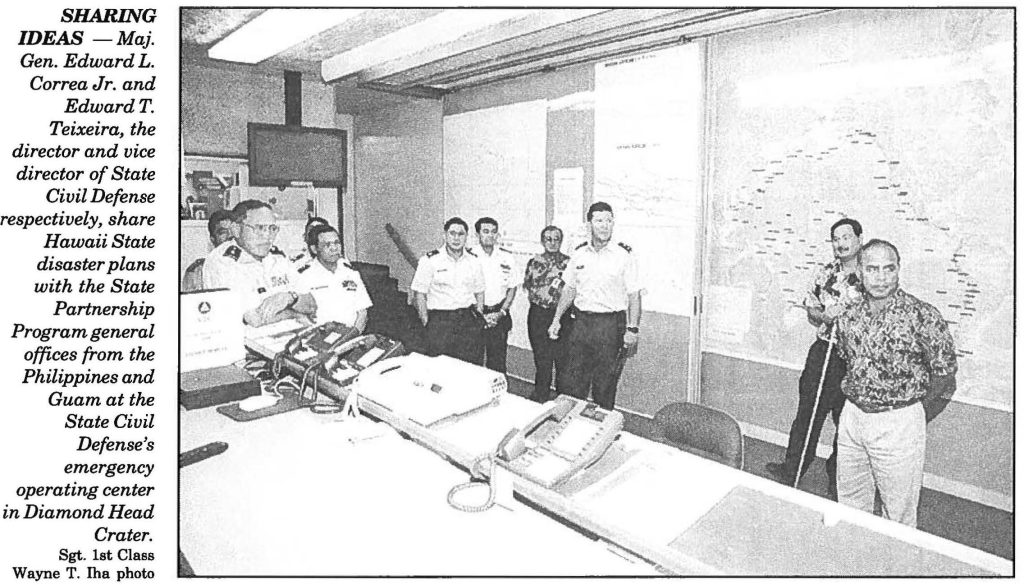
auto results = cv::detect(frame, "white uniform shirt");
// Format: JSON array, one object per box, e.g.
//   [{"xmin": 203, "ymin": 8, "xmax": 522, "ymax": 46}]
[
  {"xmin": 411, "ymin": 247, "xmax": 484, "ymax": 310},
  {"xmin": 563, "ymin": 241, "xmax": 641, "ymax": 312},
  {"xmin": 295, "ymin": 259, "xmax": 372, "ymax": 326},
  {"xmin": 472, "ymin": 246, "xmax": 520, "ymax": 307},
  {"xmin": 202, "ymin": 241, "xmax": 306, "ymax": 314}
]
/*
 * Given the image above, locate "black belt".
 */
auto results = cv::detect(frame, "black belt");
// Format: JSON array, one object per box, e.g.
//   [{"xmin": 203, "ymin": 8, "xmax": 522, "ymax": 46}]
[
  {"xmin": 484, "ymin": 303, "xmax": 504, "ymax": 312},
  {"xmin": 576, "ymin": 310, "xmax": 625, "ymax": 318},
  {"xmin": 856, "ymin": 399, "xmax": 919, "ymax": 414},
  {"xmin": 428, "ymin": 307, "xmax": 473, "ymax": 315}
]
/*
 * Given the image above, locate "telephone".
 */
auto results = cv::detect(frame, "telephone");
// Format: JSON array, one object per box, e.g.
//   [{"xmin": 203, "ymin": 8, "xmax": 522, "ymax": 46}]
[
  {"xmin": 351, "ymin": 353, "xmax": 506, "ymax": 427},
  {"xmin": 496, "ymin": 395, "xmax": 623, "ymax": 489},
  {"xmin": 272, "ymin": 321, "xmax": 360, "ymax": 398},
  {"xmin": 320, "ymin": 334, "xmax": 406, "ymax": 386}
]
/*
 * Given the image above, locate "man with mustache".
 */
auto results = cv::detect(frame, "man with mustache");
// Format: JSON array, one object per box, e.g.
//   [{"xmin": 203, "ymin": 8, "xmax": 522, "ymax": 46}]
[
  {"xmin": 834, "ymin": 239, "xmax": 957, "ymax": 527},
  {"xmin": 766, "ymin": 218, "xmax": 863, "ymax": 497}
]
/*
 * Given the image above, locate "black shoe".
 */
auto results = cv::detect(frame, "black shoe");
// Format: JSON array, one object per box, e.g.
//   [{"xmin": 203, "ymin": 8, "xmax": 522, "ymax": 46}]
[{"xmin": 765, "ymin": 462, "xmax": 797, "ymax": 485}]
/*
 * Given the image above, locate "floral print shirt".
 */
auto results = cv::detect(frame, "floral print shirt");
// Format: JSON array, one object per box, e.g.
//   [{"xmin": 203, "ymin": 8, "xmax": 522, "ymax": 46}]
[
  {"xmin": 806, "ymin": 259, "xmax": 863, "ymax": 341},
  {"xmin": 836, "ymin": 288, "xmax": 958, "ymax": 411},
  {"xmin": 523, "ymin": 252, "xmax": 570, "ymax": 309}
]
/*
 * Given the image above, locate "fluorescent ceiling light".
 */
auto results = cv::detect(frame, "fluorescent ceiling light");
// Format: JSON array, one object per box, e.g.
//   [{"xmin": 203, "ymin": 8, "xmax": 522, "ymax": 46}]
[
  {"xmin": 322, "ymin": 9, "xmax": 547, "ymax": 81},
  {"xmin": 209, "ymin": 9, "xmax": 364, "ymax": 64}
]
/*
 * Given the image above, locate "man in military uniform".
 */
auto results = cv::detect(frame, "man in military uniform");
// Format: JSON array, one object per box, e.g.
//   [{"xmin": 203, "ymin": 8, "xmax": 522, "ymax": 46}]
[
  {"xmin": 548, "ymin": 202, "xmax": 642, "ymax": 410},
  {"xmin": 296, "ymin": 224, "xmax": 372, "ymax": 332},
  {"xmin": 472, "ymin": 217, "xmax": 518, "ymax": 373},
  {"xmin": 181, "ymin": 210, "xmax": 233, "ymax": 292},
  {"xmin": 203, "ymin": 200, "xmax": 316, "ymax": 326},
  {"xmin": 411, "ymin": 217, "xmax": 485, "ymax": 363}
]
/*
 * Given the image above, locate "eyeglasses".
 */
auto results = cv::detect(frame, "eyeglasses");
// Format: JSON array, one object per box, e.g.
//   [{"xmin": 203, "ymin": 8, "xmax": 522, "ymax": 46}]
[{"xmin": 242, "ymin": 223, "xmax": 280, "ymax": 236}]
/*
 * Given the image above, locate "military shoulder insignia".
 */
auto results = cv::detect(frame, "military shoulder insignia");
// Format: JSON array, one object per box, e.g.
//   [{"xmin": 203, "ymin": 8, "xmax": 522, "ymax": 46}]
[
  {"xmin": 499, "ymin": 246, "xmax": 512, "ymax": 253},
  {"xmin": 426, "ymin": 249, "xmax": 440, "ymax": 258},
  {"xmin": 465, "ymin": 249, "xmax": 477, "ymax": 257},
  {"xmin": 269, "ymin": 246, "xmax": 285, "ymax": 256},
  {"xmin": 223, "ymin": 245, "xmax": 242, "ymax": 261},
  {"xmin": 297, "ymin": 263, "xmax": 312, "ymax": 274},
  {"xmin": 617, "ymin": 242, "xmax": 632, "ymax": 253},
  {"xmin": 575, "ymin": 242, "xmax": 587, "ymax": 250}
]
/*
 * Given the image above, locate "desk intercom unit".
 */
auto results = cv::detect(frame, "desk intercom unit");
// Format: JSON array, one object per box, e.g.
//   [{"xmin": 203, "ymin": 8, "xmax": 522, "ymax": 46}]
[
  {"xmin": 352, "ymin": 353, "xmax": 506, "ymax": 427},
  {"xmin": 497, "ymin": 395, "xmax": 623, "ymax": 489}
]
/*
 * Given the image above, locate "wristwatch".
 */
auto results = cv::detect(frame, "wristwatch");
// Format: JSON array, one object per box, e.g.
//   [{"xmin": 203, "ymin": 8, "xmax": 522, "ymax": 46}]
[{"xmin": 626, "ymin": 326, "xmax": 640, "ymax": 334}]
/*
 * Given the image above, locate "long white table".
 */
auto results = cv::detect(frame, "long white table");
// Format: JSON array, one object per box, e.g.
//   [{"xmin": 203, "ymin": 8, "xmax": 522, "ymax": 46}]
[
  {"xmin": 180, "ymin": 405, "xmax": 657, "ymax": 576},
  {"xmin": 181, "ymin": 384, "xmax": 1010, "ymax": 576}
]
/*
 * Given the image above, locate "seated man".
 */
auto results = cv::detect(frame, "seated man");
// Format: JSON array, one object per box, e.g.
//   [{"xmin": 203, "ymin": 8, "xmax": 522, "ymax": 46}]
[
  {"xmin": 291, "ymin": 216, "xmax": 330, "ymax": 264},
  {"xmin": 296, "ymin": 224, "xmax": 372, "ymax": 332},
  {"xmin": 181, "ymin": 210, "xmax": 233, "ymax": 292},
  {"xmin": 203, "ymin": 200, "xmax": 316, "ymax": 326}
]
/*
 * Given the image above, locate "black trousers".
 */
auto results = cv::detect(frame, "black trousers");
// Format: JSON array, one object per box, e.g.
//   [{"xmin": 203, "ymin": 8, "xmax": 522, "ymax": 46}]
[
  {"xmin": 562, "ymin": 310, "xmax": 625, "ymax": 410},
  {"xmin": 481, "ymin": 304, "xmax": 511, "ymax": 373},
  {"xmin": 425, "ymin": 308, "xmax": 482, "ymax": 364},
  {"xmin": 526, "ymin": 304, "xmax": 572, "ymax": 402},
  {"xmin": 782, "ymin": 337, "xmax": 847, "ymax": 482}
]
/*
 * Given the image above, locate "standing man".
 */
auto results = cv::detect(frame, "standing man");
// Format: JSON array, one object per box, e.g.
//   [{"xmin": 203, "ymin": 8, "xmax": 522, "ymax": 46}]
[
  {"xmin": 203, "ymin": 200, "xmax": 316, "ymax": 326},
  {"xmin": 411, "ymin": 217, "xmax": 485, "ymax": 363},
  {"xmin": 523, "ymin": 225, "xmax": 572, "ymax": 402},
  {"xmin": 182, "ymin": 209, "xmax": 234, "ymax": 292},
  {"xmin": 472, "ymin": 217, "xmax": 518, "ymax": 373},
  {"xmin": 766, "ymin": 218, "xmax": 863, "ymax": 494},
  {"xmin": 835, "ymin": 239, "xmax": 957, "ymax": 527},
  {"xmin": 295, "ymin": 224, "xmax": 372, "ymax": 333},
  {"xmin": 548, "ymin": 202, "xmax": 642, "ymax": 410}
]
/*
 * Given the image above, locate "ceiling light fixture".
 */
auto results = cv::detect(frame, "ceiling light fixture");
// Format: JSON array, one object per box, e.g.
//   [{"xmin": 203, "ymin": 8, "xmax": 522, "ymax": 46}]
[
  {"xmin": 321, "ymin": 9, "xmax": 557, "ymax": 82},
  {"xmin": 209, "ymin": 8, "xmax": 364, "ymax": 64}
]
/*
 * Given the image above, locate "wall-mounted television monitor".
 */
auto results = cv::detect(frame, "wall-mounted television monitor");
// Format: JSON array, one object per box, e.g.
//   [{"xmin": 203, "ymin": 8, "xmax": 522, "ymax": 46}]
[{"xmin": 247, "ymin": 123, "xmax": 347, "ymax": 188}]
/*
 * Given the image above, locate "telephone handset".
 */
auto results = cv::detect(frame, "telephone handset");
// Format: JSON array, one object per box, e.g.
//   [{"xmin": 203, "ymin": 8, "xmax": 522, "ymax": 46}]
[{"xmin": 495, "ymin": 395, "xmax": 623, "ymax": 489}]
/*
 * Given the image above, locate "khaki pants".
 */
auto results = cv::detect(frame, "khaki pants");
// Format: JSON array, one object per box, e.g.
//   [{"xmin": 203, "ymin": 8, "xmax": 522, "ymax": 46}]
[{"xmin": 836, "ymin": 401, "xmax": 925, "ymax": 527}]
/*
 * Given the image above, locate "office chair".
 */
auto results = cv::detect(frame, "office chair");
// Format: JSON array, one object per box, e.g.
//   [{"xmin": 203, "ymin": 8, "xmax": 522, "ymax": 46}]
[{"xmin": 649, "ymin": 402, "xmax": 744, "ymax": 470}]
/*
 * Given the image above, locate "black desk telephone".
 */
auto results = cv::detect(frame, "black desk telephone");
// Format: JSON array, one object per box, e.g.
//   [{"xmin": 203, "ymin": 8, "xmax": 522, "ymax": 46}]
[
  {"xmin": 273, "ymin": 321, "xmax": 360, "ymax": 391},
  {"xmin": 496, "ymin": 395, "xmax": 624, "ymax": 489},
  {"xmin": 320, "ymin": 334, "xmax": 406, "ymax": 386}
]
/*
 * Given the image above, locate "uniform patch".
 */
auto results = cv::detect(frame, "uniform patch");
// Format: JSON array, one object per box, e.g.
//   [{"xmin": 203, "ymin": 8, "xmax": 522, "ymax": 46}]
[
  {"xmin": 342, "ymin": 280, "xmax": 358, "ymax": 291},
  {"xmin": 617, "ymin": 242, "xmax": 632, "ymax": 253},
  {"xmin": 223, "ymin": 245, "xmax": 242, "ymax": 261}
]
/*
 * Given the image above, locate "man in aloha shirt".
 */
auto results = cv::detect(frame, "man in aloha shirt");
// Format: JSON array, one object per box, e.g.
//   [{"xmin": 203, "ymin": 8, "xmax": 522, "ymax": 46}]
[{"xmin": 835, "ymin": 238, "xmax": 957, "ymax": 527}]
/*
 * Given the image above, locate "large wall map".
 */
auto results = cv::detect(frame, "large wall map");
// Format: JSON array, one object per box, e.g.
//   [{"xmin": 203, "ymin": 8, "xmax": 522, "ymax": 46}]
[{"xmin": 703, "ymin": 9, "xmax": 1013, "ymax": 410}]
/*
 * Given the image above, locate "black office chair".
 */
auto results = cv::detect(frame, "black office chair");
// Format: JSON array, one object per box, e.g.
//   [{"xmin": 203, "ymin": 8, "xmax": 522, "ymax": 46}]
[{"xmin": 649, "ymin": 402, "xmax": 744, "ymax": 470}]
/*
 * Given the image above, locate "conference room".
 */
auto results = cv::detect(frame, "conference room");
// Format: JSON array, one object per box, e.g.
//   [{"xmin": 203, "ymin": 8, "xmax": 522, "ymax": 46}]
[{"xmin": 178, "ymin": 7, "xmax": 1013, "ymax": 576}]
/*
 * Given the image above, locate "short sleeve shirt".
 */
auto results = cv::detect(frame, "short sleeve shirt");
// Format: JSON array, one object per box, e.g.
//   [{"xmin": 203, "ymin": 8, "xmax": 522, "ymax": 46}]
[
  {"xmin": 562, "ymin": 241, "xmax": 641, "ymax": 312},
  {"xmin": 523, "ymin": 252, "xmax": 570, "ymax": 309},
  {"xmin": 295, "ymin": 259, "xmax": 373, "ymax": 327},
  {"xmin": 805, "ymin": 259, "xmax": 864, "ymax": 341},
  {"xmin": 202, "ymin": 241, "xmax": 305, "ymax": 314},
  {"xmin": 410, "ymin": 247, "xmax": 485, "ymax": 310},
  {"xmin": 836, "ymin": 288, "xmax": 958, "ymax": 410},
  {"xmin": 473, "ymin": 246, "xmax": 520, "ymax": 306}
]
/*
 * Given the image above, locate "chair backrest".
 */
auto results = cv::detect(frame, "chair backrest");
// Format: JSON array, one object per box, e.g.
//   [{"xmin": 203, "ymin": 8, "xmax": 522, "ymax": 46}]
[{"xmin": 650, "ymin": 402, "xmax": 744, "ymax": 469}]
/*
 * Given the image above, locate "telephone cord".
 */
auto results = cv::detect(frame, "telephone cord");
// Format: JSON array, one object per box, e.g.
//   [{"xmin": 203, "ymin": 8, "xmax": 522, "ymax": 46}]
[{"xmin": 447, "ymin": 455, "xmax": 497, "ymax": 513}]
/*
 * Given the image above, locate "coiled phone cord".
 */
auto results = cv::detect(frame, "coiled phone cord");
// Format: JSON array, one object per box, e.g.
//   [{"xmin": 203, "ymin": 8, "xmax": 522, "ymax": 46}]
[{"xmin": 447, "ymin": 455, "xmax": 497, "ymax": 513}]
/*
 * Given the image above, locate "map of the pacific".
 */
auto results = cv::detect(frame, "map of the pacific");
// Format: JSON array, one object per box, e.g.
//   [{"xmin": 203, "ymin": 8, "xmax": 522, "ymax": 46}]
[{"xmin": 704, "ymin": 9, "xmax": 1013, "ymax": 410}]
